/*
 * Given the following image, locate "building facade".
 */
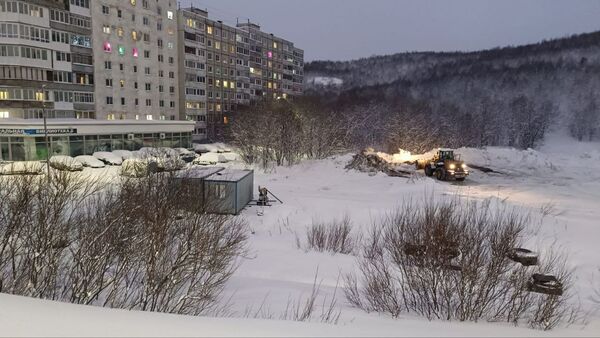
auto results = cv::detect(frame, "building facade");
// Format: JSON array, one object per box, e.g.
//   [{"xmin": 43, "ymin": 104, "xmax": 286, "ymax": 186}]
[
  {"xmin": 91, "ymin": 0, "xmax": 179, "ymax": 121},
  {"xmin": 0, "ymin": 0, "xmax": 95, "ymax": 120},
  {"xmin": 178, "ymin": 7, "xmax": 304, "ymax": 142},
  {"xmin": 1, "ymin": 1, "xmax": 302, "ymax": 155}
]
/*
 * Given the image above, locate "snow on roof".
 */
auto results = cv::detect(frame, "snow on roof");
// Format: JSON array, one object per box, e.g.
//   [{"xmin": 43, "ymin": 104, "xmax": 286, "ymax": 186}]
[
  {"xmin": 206, "ymin": 169, "xmax": 252, "ymax": 182},
  {"xmin": 174, "ymin": 166, "xmax": 225, "ymax": 179}
]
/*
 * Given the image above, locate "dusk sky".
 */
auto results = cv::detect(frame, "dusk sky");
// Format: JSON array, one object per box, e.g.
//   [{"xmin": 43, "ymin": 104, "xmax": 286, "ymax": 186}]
[{"xmin": 180, "ymin": 0, "xmax": 600, "ymax": 61}]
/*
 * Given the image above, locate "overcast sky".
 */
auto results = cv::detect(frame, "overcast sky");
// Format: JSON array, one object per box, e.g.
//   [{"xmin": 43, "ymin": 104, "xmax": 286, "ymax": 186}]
[{"xmin": 180, "ymin": 0, "xmax": 600, "ymax": 61}]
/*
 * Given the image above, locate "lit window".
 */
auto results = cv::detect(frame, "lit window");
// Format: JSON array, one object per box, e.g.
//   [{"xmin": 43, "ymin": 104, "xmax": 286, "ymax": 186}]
[
  {"xmin": 223, "ymin": 116, "xmax": 228, "ymax": 124},
  {"xmin": 131, "ymin": 31, "xmax": 138, "ymax": 41},
  {"xmin": 130, "ymin": 0, "xmax": 136, "ymax": 5},
  {"xmin": 118, "ymin": 45, "xmax": 125, "ymax": 56},
  {"xmin": 0, "ymin": 111, "xmax": 9, "ymax": 118},
  {"xmin": 35, "ymin": 91, "xmax": 45, "ymax": 101},
  {"xmin": 273, "ymin": 42, "xmax": 278, "ymax": 49},
  {"xmin": 120, "ymin": 80, "xmax": 125, "ymax": 87},
  {"xmin": 267, "ymin": 51, "xmax": 273, "ymax": 58},
  {"xmin": 117, "ymin": 27, "xmax": 124, "ymax": 37},
  {"xmin": 223, "ymin": 81, "xmax": 228, "ymax": 88},
  {"xmin": 146, "ymin": 114, "xmax": 153, "ymax": 120},
  {"xmin": 207, "ymin": 25, "xmax": 213, "ymax": 34},
  {"xmin": 167, "ymin": 11, "xmax": 173, "ymax": 20},
  {"xmin": 132, "ymin": 48, "xmax": 138, "ymax": 57},
  {"xmin": 0, "ymin": 90, "xmax": 8, "ymax": 100},
  {"xmin": 103, "ymin": 41, "xmax": 112, "ymax": 52},
  {"xmin": 103, "ymin": 25, "xmax": 111, "ymax": 34}
]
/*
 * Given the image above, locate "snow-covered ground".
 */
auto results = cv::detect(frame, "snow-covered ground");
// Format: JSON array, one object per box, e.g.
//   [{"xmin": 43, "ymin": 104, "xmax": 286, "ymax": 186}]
[{"xmin": 2, "ymin": 135, "xmax": 600, "ymax": 337}]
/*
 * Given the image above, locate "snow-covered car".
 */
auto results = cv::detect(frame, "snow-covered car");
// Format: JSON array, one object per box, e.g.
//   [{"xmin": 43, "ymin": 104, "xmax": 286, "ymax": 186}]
[
  {"xmin": 0, "ymin": 161, "xmax": 45, "ymax": 175},
  {"xmin": 74, "ymin": 155, "xmax": 106, "ymax": 168},
  {"xmin": 112, "ymin": 150, "xmax": 135, "ymax": 161},
  {"xmin": 49, "ymin": 156, "xmax": 84, "ymax": 172},
  {"xmin": 93, "ymin": 152, "xmax": 123, "ymax": 165},
  {"xmin": 174, "ymin": 148, "xmax": 197, "ymax": 163}
]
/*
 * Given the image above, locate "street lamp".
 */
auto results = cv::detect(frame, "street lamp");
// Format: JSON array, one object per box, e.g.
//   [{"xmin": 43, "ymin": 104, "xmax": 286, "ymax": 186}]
[{"xmin": 39, "ymin": 84, "xmax": 50, "ymax": 184}]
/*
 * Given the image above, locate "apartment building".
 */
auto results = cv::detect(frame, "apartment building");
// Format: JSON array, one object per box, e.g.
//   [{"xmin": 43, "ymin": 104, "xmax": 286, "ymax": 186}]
[
  {"xmin": 1, "ymin": 2, "xmax": 302, "ymax": 160},
  {"xmin": 91, "ymin": 0, "xmax": 179, "ymax": 121},
  {"xmin": 0, "ymin": 0, "xmax": 95, "ymax": 120},
  {"xmin": 178, "ymin": 7, "xmax": 304, "ymax": 142}
]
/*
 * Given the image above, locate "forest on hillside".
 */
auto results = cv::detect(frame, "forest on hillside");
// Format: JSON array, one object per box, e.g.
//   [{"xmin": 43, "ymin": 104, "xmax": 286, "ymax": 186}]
[{"xmin": 302, "ymin": 31, "xmax": 600, "ymax": 150}]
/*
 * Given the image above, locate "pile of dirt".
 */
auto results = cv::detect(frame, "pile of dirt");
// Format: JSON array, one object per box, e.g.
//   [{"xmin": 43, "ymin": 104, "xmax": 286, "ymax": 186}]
[{"xmin": 346, "ymin": 148, "xmax": 414, "ymax": 177}]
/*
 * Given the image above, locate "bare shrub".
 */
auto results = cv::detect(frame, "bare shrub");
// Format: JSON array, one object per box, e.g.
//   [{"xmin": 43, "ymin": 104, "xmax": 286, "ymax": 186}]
[
  {"xmin": 305, "ymin": 216, "xmax": 355, "ymax": 255},
  {"xmin": 243, "ymin": 270, "xmax": 341, "ymax": 324},
  {"xmin": 345, "ymin": 198, "xmax": 577, "ymax": 330},
  {"xmin": 0, "ymin": 171, "xmax": 247, "ymax": 317}
]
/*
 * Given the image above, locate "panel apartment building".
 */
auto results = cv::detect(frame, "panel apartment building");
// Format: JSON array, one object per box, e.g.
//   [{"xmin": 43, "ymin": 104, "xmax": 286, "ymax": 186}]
[
  {"xmin": 0, "ymin": 1, "xmax": 302, "ymax": 160},
  {"xmin": 178, "ymin": 7, "xmax": 304, "ymax": 141}
]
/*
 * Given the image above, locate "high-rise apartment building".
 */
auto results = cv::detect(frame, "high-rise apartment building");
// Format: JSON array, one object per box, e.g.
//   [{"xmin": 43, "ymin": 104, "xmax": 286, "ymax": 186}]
[
  {"xmin": 91, "ymin": 0, "xmax": 179, "ymax": 121},
  {"xmin": 1, "ymin": 2, "xmax": 302, "ymax": 161},
  {"xmin": 178, "ymin": 7, "xmax": 304, "ymax": 142},
  {"xmin": 0, "ymin": 0, "xmax": 95, "ymax": 119}
]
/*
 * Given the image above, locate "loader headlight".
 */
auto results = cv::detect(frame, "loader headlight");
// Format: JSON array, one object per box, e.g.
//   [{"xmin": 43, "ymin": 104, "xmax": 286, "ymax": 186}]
[
  {"xmin": 461, "ymin": 163, "xmax": 467, "ymax": 169},
  {"xmin": 449, "ymin": 164, "xmax": 456, "ymax": 170}
]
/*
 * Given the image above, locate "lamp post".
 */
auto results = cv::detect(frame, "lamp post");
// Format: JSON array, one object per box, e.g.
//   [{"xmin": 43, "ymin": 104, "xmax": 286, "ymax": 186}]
[{"xmin": 39, "ymin": 84, "xmax": 50, "ymax": 185}]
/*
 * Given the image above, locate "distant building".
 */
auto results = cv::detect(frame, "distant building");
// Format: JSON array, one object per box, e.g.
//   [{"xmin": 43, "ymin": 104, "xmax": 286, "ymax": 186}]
[{"xmin": 178, "ymin": 7, "xmax": 304, "ymax": 141}]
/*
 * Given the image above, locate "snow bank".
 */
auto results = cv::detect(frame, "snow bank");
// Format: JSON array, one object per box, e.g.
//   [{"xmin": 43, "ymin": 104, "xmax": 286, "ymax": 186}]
[
  {"xmin": 93, "ymin": 152, "xmax": 123, "ymax": 166},
  {"xmin": 49, "ymin": 155, "xmax": 84, "ymax": 172},
  {"xmin": 75, "ymin": 155, "xmax": 106, "ymax": 168},
  {"xmin": 0, "ymin": 292, "xmax": 567, "ymax": 337},
  {"xmin": 0, "ymin": 161, "xmax": 45, "ymax": 175}
]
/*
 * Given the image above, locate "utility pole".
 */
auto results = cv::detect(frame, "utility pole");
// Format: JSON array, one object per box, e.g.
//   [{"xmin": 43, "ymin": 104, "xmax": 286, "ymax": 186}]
[{"xmin": 40, "ymin": 84, "xmax": 50, "ymax": 186}]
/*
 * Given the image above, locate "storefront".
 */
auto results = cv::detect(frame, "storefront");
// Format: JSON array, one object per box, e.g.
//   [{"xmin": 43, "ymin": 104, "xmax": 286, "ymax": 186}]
[{"xmin": 0, "ymin": 119, "xmax": 195, "ymax": 161}]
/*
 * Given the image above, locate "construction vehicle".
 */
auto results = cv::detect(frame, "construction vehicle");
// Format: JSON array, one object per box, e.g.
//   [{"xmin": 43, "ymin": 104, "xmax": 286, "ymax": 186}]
[{"xmin": 415, "ymin": 149, "xmax": 469, "ymax": 181}]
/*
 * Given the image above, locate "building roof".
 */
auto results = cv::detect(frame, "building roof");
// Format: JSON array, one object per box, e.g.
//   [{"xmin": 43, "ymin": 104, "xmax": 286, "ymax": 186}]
[
  {"xmin": 206, "ymin": 169, "xmax": 253, "ymax": 182},
  {"xmin": 174, "ymin": 167, "xmax": 225, "ymax": 179},
  {"xmin": 0, "ymin": 119, "xmax": 195, "ymax": 127}
]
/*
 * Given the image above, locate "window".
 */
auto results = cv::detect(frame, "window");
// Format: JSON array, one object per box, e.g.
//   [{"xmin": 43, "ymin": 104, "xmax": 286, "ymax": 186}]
[
  {"xmin": 130, "ymin": 0, "xmax": 136, "ymax": 5},
  {"xmin": 132, "ymin": 48, "xmax": 139, "ymax": 58},
  {"xmin": 120, "ymin": 80, "xmax": 125, "ymax": 87},
  {"xmin": 143, "ymin": 50, "xmax": 150, "ymax": 58},
  {"xmin": 121, "ymin": 97, "xmax": 126, "ymax": 105},
  {"xmin": 103, "ymin": 41, "xmax": 112, "ymax": 52},
  {"xmin": 102, "ymin": 5, "xmax": 109, "ymax": 14},
  {"xmin": 118, "ymin": 45, "xmax": 125, "ymax": 56},
  {"xmin": 106, "ymin": 96, "xmax": 113, "ymax": 104},
  {"xmin": 167, "ymin": 11, "xmax": 173, "ymax": 20},
  {"xmin": 145, "ymin": 100, "xmax": 151, "ymax": 107},
  {"xmin": 71, "ymin": 0, "xmax": 90, "ymax": 9},
  {"xmin": 144, "ymin": 67, "xmax": 150, "ymax": 75},
  {"xmin": 104, "ymin": 61, "xmax": 112, "ymax": 69},
  {"xmin": 117, "ymin": 27, "xmax": 124, "ymax": 37},
  {"xmin": 143, "ymin": 17, "xmax": 149, "ymax": 25},
  {"xmin": 106, "ymin": 78, "xmax": 113, "ymax": 87},
  {"xmin": 103, "ymin": 25, "xmax": 111, "ymax": 34},
  {"xmin": 145, "ymin": 83, "xmax": 151, "ymax": 91}
]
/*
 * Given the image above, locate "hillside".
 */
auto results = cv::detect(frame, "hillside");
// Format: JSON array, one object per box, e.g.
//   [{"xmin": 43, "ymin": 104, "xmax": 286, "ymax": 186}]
[{"xmin": 304, "ymin": 31, "xmax": 600, "ymax": 145}]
